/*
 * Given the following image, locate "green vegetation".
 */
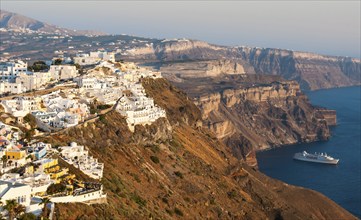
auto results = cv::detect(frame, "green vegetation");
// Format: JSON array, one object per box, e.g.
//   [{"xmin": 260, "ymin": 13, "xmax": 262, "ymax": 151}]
[
  {"xmin": 1, "ymin": 155, "xmax": 8, "ymax": 168},
  {"xmin": 174, "ymin": 207, "xmax": 184, "ymax": 216},
  {"xmin": 28, "ymin": 61, "xmax": 48, "ymax": 72},
  {"xmin": 227, "ymin": 190, "xmax": 238, "ymax": 199},
  {"xmin": 174, "ymin": 171, "xmax": 183, "ymax": 179},
  {"xmin": 23, "ymin": 114, "xmax": 37, "ymax": 128},
  {"xmin": 130, "ymin": 192, "xmax": 146, "ymax": 207},
  {"xmin": 3, "ymin": 199, "xmax": 26, "ymax": 219},
  {"xmin": 53, "ymin": 58, "xmax": 62, "ymax": 65},
  {"xmin": 97, "ymin": 104, "xmax": 112, "ymax": 110},
  {"xmin": 40, "ymin": 197, "xmax": 51, "ymax": 219},
  {"xmin": 47, "ymin": 183, "xmax": 66, "ymax": 195},
  {"xmin": 150, "ymin": 155, "xmax": 160, "ymax": 164},
  {"xmin": 24, "ymin": 129, "xmax": 36, "ymax": 142},
  {"xmin": 99, "ymin": 114, "xmax": 107, "ymax": 124},
  {"xmin": 18, "ymin": 213, "xmax": 37, "ymax": 220}
]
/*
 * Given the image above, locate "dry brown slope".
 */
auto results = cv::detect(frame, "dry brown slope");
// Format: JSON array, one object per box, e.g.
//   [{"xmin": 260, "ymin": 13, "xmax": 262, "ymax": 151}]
[{"xmin": 40, "ymin": 78, "xmax": 355, "ymax": 220}]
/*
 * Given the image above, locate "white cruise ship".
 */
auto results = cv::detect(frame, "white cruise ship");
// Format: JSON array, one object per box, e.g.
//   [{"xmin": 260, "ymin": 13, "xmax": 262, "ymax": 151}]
[{"xmin": 293, "ymin": 151, "xmax": 339, "ymax": 164}]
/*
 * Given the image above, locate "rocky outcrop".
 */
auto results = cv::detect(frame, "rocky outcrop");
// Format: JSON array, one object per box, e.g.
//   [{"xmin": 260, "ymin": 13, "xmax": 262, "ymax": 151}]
[
  {"xmin": 316, "ymin": 109, "xmax": 337, "ymax": 126},
  {"xmin": 125, "ymin": 39, "xmax": 228, "ymax": 61},
  {"xmin": 160, "ymin": 60, "xmax": 247, "ymax": 80},
  {"xmin": 237, "ymin": 47, "xmax": 361, "ymax": 90},
  {"xmin": 123, "ymin": 39, "xmax": 360, "ymax": 90},
  {"xmin": 171, "ymin": 75, "xmax": 335, "ymax": 160},
  {"xmin": 132, "ymin": 117, "xmax": 173, "ymax": 146}
]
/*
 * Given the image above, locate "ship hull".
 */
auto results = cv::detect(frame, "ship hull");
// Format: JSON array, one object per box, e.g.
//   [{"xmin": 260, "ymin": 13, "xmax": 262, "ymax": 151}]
[{"xmin": 293, "ymin": 156, "xmax": 339, "ymax": 164}]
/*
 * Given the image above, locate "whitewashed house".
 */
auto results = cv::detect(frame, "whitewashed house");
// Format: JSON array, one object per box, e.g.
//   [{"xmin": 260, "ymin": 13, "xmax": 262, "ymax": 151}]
[
  {"xmin": 73, "ymin": 51, "xmax": 115, "ymax": 66},
  {"xmin": 1, "ymin": 97, "xmax": 39, "ymax": 117},
  {"xmin": 116, "ymin": 87, "xmax": 166, "ymax": 131},
  {"xmin": 0, "ymin": 60, "xmax": 28, "ymax": 82},
  {"xmin": 0, "ymin": 180, "xmax": 32, "ymax": 207},
  {"xmin": 60, "ymin": 142, "xmax": 104, "ymax": 179},
  {"xmin": 49, "ymin": 65, "xmax": 78, "ymax": 80},
  {"xmin": 16, "ymin": 71, "xmax": 52, "ymax": 91},
  {"xmin": 0, "ymin": 82, "xmax": 25, "ymax": 95},
  {"xmin": 73, "ymin": 53, "xmax": 99, "ymax": 66}
]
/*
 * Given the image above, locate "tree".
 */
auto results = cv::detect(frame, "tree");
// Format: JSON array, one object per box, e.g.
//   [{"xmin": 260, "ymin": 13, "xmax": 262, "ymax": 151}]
[
  {"xmin": 18, "ymin": 213, "xmax": 37, "ymax": 220},
  {"xmin": 39, "ymin": 197, "xmax": 51, "ymax": 218},
  {"xmin": 28, "ymin": 61, "xmax": 48, "ymax": 72},
  {"xmin": 74, "ymin": 63, "xmax": 81, "ymax": 70},
  {"xmin": 1, "ymin": 155, "xmax": 8, "ymax": 168},
  {"xmin": 46, "ymin": 183, "xmax": 66, "ymax": 195},
  {"xmin": 4, "ymin": 199, "xmax": 17, "ymax": 220},
  {"xmin": 53, "ymin": 59, "xmax": 62, "ymax": 65},
  {"xmin": 14, "ymin": 204, "xmax": 26, "ymax": 218}
]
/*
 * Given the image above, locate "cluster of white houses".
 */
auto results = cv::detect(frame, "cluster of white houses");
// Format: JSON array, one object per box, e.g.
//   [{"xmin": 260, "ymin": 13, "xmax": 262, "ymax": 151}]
[
  {"xmin": 116, "ymin": 83, "xmax": 166, "ymax": 132},
  {"xmin": 0, "ymin": 49, "xmax": 169, "ymax": 218},
  {"xmin": 0, "ymin": 125, "xmax": 105, "ymax": 217},
  {"xmin": 1, "ymin": 91, "xmax": 90, "ymax": 131},
  {"xmin": 1, "ymin": 51, "xmax": 167, "ymax": 134},
  {"xmin": 0, "ymin": 60, "xmax": 78, "ymax": 95},
  {"xmin": 59, "ymin": 142, "xmax": 103, "ymax": 179}
]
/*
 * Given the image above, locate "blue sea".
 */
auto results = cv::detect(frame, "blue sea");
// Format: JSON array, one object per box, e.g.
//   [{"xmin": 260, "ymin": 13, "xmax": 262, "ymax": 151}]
[{"xmin": 257, "ymin": 86, "xmax": 361, "ymax": 218}]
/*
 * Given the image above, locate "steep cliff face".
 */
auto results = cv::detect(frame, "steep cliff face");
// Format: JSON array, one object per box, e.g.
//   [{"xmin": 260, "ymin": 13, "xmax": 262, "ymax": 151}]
[
  {"xmin": 123, "ymin": 39, "xmax": 360, "ymax": 90},
  {"xmin": 237, "ymin": 47, "xmax": 361, "ymax": 90},
  {"xmin": 171, "ymin": 75, "xmax": 334, "ymax": 160},
  {"xmin": 160, "ymin": 59, "xmax": 249, "ymax": 82},
  {"xmin": 38, "ymin": 78, "xmax": 354, "ymax": 220},
  {"xmin": 125, "ymin": 39, "xmax": 229, "ymax": 61}
]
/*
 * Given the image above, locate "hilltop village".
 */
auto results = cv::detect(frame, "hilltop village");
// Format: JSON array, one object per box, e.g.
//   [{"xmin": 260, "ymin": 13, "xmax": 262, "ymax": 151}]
[{"xmin": 0, "ymin": 52, "xmax": 166, "ymax": 219}]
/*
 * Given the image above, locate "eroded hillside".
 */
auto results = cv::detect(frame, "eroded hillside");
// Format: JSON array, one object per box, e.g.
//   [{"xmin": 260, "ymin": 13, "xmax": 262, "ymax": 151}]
[
  {"xmin": 38, "ymin": 78, "xmax": 354, "ymax": 220},
  {"xmin": 169, "ymin": 75, "xmax": 335, "ymax": 162}
]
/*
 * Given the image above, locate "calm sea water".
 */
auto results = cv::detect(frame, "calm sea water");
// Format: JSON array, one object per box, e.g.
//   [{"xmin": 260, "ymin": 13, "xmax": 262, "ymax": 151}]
[{"xmin": 257, "ymin": 86, "xmax": 361, "ymax": 218}]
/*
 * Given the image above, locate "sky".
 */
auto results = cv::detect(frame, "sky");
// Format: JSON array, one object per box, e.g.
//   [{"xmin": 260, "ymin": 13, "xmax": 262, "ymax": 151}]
[{"xmin": 1, "ymin": 1, "xmax": 360, "ymax": 58}]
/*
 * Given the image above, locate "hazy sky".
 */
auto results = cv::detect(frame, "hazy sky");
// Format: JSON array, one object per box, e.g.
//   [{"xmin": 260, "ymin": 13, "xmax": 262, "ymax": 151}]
[{"xmin": 1, "ymin": 1, "xmax": 360, "ymax": 58}]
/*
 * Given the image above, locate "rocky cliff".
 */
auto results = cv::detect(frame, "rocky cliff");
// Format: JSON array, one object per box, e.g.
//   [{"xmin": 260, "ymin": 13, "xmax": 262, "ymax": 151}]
[
  {"xmin": 123, "ymin": 39, "xmax": 360, "ymax": 90},
  {"xmin": 237, "ymin": 47, "xmax": 361, "ymax": 90},
  {"xmin": 169, "ymin": 75, "xmax": 335, "ymax": 161},
  {"xmin": 37, "ymin": 78, "xmax": 354, "ymax": 220}
]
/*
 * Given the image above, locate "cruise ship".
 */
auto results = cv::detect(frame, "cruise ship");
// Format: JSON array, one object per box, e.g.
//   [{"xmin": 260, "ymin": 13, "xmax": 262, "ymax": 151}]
[{"xmin": 293, "ymin": 151, "xmax": 339, "ymax": 164}]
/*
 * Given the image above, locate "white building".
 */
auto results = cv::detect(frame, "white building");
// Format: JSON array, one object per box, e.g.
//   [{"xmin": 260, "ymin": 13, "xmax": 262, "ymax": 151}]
[
  {"xmin": 0, "ymin": 82, "xmax": 25, "ymax": 95},
  {"xmin": 73, "ymin": 54, "xmax": 99, "ymax": 66},
  {"xmin": 116, "ymin": 86, "xmax": 166, "ymax": 132},
  {"xmin": 15, "ymin": 72, "xmax": 52, "ymax": 91},
  {"xmin": 60, "ymin": 142, "xmax": 104, "ymax": 179},
  {"xmin": 1, "ymin": 97, "xmax": 39, "ymax": 117},
  {"xmin": 75, "ymin": 77, "xmax": 108, "ymax": 89},
  {"xmin": 0, "ymin": 60, "xmax": 28, "ymax": 82},
  {"xmin": 74, "ymin": 76, "xmax": 122, "ymax": 105},
  {"xmin": 49, "ymin": 65, "xmax": 78, "ymax": 80},
  {"xmin": 0, "ymin": 173, "xmax": 54, "ymax": 197},
  {"xmin": 0, "ymin": 180, "xmax": 32, "ymax": 207},
  {"xmin": 50, "ymin": 185, "xmax": 106, "ymax": 204},
  {"xmin": 73, "ymin": 51, "xmax": 115, "ymax": 66},
  {"xmin": 27, "ymin": 91, "xmax": 90, "ymax": 131},
  {"xmin": 90, "ymin": 51, "xmax": 115, "ymax": 63}
]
